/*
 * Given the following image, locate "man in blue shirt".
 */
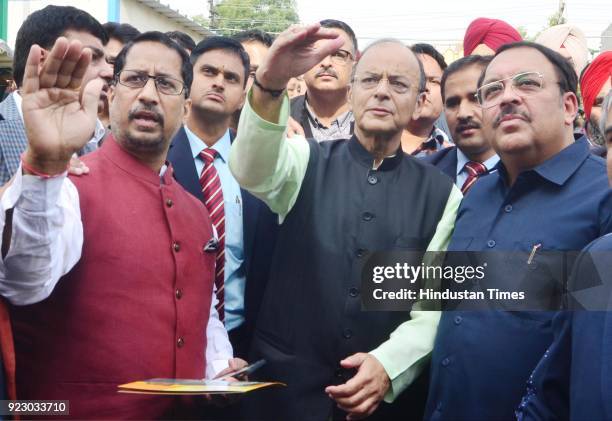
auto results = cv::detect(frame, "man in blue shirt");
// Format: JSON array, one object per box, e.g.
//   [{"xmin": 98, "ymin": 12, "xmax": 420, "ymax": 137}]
[
  {"xmin": 425, "ymin": 42, "xmax": 612, "ymax": 420},
  {"xmin": 168, "ymin": 37, "xmax": 277, "ymax": 360}
]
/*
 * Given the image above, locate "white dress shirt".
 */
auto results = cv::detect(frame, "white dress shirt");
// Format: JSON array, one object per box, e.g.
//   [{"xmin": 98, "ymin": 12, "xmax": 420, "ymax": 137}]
[{"xmin": 0, "ymin": 166, "xmax": 233, "ymax": 378}]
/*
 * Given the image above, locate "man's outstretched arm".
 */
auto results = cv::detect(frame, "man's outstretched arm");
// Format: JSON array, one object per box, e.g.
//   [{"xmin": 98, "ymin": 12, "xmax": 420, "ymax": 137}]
[{"xmin": 229, "ymin": 24, "xmax": 343, "ymax": 220}]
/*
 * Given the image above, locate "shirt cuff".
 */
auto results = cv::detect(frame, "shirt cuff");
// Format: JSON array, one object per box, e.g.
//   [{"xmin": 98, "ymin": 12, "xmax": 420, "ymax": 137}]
[
  {"xmin": 206, "ymin": 359, "xmax": 230, "ymax": 379},
  {"xmin": 1, "ymin": 164, "xmax": 67, "ymax": 213},
  {"xmin": 240, "ymin": 88, "xmax": 291, "ymax": 132},
  {"xmin": 369, "ymin": 310, "xmax": 441, "ymax": 403}
]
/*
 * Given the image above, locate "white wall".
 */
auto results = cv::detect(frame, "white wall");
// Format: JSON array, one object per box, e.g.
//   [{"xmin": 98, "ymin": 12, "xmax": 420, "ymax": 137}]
[
  {"xmin": 6, "ymin": 0, "xmax": 205, "ymax": 51},
  {"xmin": 7, "ymin": 0, "xmax": 107, "ymax": 49}
]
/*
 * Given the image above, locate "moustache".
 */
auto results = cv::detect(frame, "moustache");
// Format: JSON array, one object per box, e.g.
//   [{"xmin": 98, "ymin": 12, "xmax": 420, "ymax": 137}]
[
  {"xmin": 128, "ymin": 104, "xmax": 164, "ymax": 127},
  {"xmin": 456, "ymin": 119, "xmax": 481, "ymax": 133},
  {"xmin": 205, "ymin": 90, "xmax": 225, "ymax": 99},
  {"xmin": 493, "ymin": 105, "xmax": 531, "ymax": 128},
  {"xmin": 315, "ymin": 68, "xmax": 338, "ymax": 78}
]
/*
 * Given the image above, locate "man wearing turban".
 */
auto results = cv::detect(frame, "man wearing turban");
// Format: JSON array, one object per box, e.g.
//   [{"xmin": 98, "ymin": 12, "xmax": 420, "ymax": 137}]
[
  {"xmin": 580, "ymin": 51, "xmax": 612, "ymax": 146},
  {"xmin": 463, "ymin": 17, "xmax": 522, "ymax": 56},
  {"xmin": 536, "ymin": 24, "xmax": 589, "ymax": 77}
]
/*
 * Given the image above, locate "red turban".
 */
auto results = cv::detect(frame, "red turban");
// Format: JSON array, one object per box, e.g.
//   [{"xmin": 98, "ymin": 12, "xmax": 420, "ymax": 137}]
[
  {"xmin": 580, "ymin": 51, "xmax": 612, "ymax": 121},
  {"xmin": 463, "ymin": 17, "xmax": 523, "ymax": 56}
]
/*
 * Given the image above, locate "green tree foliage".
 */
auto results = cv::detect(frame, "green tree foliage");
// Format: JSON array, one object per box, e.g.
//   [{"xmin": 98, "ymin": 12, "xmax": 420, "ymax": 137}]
[
  {"xmin": 194, "ymin": 0, "xmax": 299, "ymax": 36},
  {"xmin": 531, "ymin": 4, "xmax": 567, "ymax": 42},
  {"xmin": 516, "ymin": 26, "xmax": 534, "ymax": 41},
  {"xmin": 547, "ymin": 10, "xmax": 567, "ymax": 27}
]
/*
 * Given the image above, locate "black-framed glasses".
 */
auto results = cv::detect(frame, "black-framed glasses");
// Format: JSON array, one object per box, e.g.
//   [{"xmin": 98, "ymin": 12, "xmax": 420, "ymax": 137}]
[
  {"xmin": 476, "ymin": 71, "xmax": 545, "ymax": 108},
  {"xmin": 353, "ymin": 74, "xmax": 414, "ymax": 94},
  {"xmin": 116, "ymin": 70, "xmax": 186, "ymax": 96},
  {"xmin": 329, "ymin": 49, "xmax": 353, "ymax": 64}
]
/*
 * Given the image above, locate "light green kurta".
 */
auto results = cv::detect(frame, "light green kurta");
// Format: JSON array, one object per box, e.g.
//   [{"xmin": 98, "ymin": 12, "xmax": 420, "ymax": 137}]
[{"xmin": 229, "ymin": 92, "xmax": 462, "ymax": 402}]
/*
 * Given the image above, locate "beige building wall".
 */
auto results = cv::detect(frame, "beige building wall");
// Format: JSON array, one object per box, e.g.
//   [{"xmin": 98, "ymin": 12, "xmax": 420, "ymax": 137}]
[
  {"xmin": 121, "ymin": 0, "xmax": 204, "ymax": 43},
  {"xmin": 6, "ymin": 0, "xmax": 207, "ymax": 51}
]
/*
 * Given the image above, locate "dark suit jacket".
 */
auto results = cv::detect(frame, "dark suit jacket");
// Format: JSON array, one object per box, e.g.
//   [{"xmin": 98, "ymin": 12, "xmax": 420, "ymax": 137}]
[
  {"xmin": 421, "ymin": 146, "xmax": 458, "ymax": 182},
  {"xmin": 518, "ymin": 234, "xmax": 612, "ymax": 421},
  {"xmin": 167, "ymin": 127, "xmax": 278, "ymax": 356},
  {"xmin": 290, "ymin": 95, "xmax": 314, "ymax": 139}
]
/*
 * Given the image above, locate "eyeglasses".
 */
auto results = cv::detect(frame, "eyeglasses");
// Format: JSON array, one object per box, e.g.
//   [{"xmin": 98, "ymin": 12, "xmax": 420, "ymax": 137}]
[
  {"xmin": 329, "ymin": 49, "xmax": 354, "ymax": 65},
  {"xmin": 476, "ymin": 71, "xmax": 545, "ymax": 108},
  {"xmin": 353, "ymin": 74, "xmax": 414, "ymax": 94},
  {"xmin": 115, "ymin": 70, "xmax": 186, "ymax": 96}
]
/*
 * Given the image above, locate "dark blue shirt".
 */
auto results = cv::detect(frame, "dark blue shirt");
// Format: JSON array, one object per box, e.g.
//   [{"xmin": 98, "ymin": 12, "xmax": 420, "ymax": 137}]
[
  {"xmin": 517, "ymin": 233, "xmax": 612, "ymax": 421},
  {"xmin": 425, "ymin": 138, "xmax": 612, "ymax": 420}
]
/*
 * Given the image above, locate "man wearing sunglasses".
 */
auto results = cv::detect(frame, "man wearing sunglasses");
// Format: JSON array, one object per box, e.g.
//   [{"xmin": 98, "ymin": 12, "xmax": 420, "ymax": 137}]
[
  {"xmin": 289, "ymin": 19, "xmax": 357, "ymax": 142},
  {"xmin": 425, "ymin": 42, "xmax": 612, "ymax": 420}
]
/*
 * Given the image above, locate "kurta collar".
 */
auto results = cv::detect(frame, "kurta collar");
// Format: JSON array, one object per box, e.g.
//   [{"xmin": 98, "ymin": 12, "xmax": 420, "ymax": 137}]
[
  {"xmin": 99, "ymin": 133, "xmax": 175, "ymax": 186},
  {"xmin": 348, "ymin": 135, "xmax": 403, "ymax": 171}
]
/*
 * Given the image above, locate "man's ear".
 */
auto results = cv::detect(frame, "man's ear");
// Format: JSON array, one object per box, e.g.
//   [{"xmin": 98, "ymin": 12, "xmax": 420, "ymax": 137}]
[
  {"xmin": 108, "ymin": 84, "xmax": 115, "ymax": 104},
  {"xmin": 107, "ymin": 85, "xmax": 116, "ymax": 123},
  {"xmin": 237, "ymin": 87, "xmax": 247, "ymax": 110},
  {"xmin": 563, "ymin": 91, "xmax": 579, "ymax": 127},
  {"xmin": 411, "ymin": 91, "xmax": 426, "ymax": 121},
  {"xmin": 183, "ymin": 97, "xmax": 191, "ymax": 118}
]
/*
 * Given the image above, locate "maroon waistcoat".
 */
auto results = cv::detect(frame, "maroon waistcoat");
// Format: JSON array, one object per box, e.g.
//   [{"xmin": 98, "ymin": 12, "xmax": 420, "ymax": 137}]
[{"xmin": 10, "ymin": 137, "xmax": 215, "ymax": 419}]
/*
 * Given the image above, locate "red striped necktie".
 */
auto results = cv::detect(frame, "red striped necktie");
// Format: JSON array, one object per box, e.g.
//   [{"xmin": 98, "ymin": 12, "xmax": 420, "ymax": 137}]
[
  {"xmin": 199, "ymin": 148, "xmax": 225, "ymax": 321},
  {"xmin": 461, "ymin": 161, "xmax": 488, "ymax": 194}
]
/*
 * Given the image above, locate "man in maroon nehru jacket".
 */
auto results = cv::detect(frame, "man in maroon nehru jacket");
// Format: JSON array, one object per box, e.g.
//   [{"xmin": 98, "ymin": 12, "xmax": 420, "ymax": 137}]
[{"xmin": 2, "ymin": 31, "xmax": 245, "ymax": 418}]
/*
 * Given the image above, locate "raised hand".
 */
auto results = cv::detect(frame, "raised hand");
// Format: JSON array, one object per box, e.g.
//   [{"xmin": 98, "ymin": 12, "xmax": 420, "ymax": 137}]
[
  {"xmin": 256, "ymin": 23, "xmax": 344, "ymax": 91},
  {"xmin": 21, "ymin": 37, "xmax": 104, "ymax": 175},
  {"xmin": 251, "ymin": 24, "xmax": 344, "ymax": 123}
]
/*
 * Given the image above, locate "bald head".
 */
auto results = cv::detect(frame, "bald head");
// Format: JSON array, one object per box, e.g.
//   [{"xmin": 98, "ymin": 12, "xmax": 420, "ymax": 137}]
[
  {"xmin": 354, "ymin": 39, "xmax": 425, "ymax": 92},
  {"xmin": 350, "ymin": 39, "xmax": 426, "ymax": 141}
]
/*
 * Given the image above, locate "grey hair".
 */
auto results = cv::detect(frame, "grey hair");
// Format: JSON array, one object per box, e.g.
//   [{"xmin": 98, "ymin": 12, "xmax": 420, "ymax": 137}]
[
  {"xmin": 600, "ymin": 90, "xmax": 612, "ymax": 136},
  {"xmin": 351, "ymin": 38, "xmax": 426, "ymax": 93}
]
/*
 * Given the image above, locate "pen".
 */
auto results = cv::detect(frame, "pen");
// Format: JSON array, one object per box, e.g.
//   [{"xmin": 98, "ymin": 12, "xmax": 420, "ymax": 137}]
[
  {"xmin": 527, "ymin": 243, "xmax": 542, "ymax": 265},
  {"xmin": 236, "ymin": 195, "xmax": 242, "ymax": 216},
  {"xmin": 217, "ymin": 359, "xmax": 266, "ymax": 381}
]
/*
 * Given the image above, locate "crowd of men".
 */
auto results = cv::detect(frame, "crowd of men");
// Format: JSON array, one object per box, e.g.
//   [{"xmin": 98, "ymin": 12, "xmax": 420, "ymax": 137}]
[{"xmin": 0, "ymin": 4, "xmax": 611, "ymax": 420}]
